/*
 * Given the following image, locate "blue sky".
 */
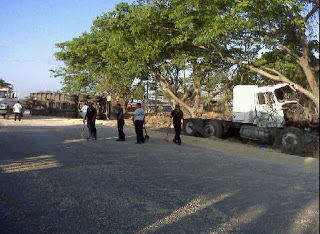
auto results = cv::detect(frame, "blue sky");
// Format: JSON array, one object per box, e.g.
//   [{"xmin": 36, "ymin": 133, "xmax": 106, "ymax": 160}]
[{"xmin": 0, "ymin": 0, "xmax": 132, "ymax": 98}]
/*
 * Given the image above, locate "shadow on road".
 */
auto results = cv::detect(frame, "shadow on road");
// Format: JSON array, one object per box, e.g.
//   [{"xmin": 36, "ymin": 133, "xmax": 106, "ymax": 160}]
[{"xmin": 0, "ymin": 121, "xmax": 319, "ymax": 233}]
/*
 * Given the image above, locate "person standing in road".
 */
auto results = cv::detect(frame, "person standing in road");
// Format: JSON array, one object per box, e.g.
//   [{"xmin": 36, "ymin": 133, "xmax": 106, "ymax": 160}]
[
  {"xmin": 13, "ymin": 100, "xmax": 23, "ymax": 121},
  {"xmin": 86, "ymin": 102, "xmax": 97, "ymax": 140},
  {"xmin": 81, "ymin": 101, "xmax": 89, "ymax": 123},
  {"xmin": 132, "ymin": 103, "xmax": 145, "ymax": 144},
  {"xmin": 115, "ymin": 103, "xmax": 125, "ymax": 141},
  {"xmin": 171, "ymin": 104, "xmax": 183, "ymax": 145}
]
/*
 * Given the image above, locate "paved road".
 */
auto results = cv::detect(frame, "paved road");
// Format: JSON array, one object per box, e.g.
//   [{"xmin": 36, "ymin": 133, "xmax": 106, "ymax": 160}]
[{"xmin": 0, "ymin": 118, "xmax": 319, "ymax": 233}]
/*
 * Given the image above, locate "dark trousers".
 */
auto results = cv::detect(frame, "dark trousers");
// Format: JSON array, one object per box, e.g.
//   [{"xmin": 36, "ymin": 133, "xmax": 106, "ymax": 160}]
[
  {"xmin": 174, "ymin": 124, "xmax": 182, "ymax": 143},
  {"xmin": 134, "ymin": 120, "xmax": 144, "ymax": 143},
  {"xmin": 87, "ymin": 119, "xmax": 97, "ymax": 139},
  {"xmin": 117, "ymin": 119, "xmax": 125, "ymax": 140},
  {"xmin": 14, "ymin": 113, "xmax": 21, "ymax": 121}
]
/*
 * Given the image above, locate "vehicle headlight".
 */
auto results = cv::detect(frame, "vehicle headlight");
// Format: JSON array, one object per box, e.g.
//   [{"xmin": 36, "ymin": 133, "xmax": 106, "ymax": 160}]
[{"xmin": 0, "ymin": 104, "xmax": 6, "ymax": 109}]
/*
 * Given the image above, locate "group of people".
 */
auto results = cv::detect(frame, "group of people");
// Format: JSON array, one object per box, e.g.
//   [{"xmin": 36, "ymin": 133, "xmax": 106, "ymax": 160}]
[
  {"xmin": 81, "ymin": 101, "xmax": 98, "ymax": 140},
  {"xmin": 81, "ymin": 102, "xmax": 184, "ymax": 145}
]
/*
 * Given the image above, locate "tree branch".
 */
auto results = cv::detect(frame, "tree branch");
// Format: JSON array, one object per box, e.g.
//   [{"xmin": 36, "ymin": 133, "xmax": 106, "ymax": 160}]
[
  {"xmin": 207, "ymin": 45, "xmax": 317, "ymax": 103},
  {"xmin": 304, "ymin": 0, "xmax": 319, "ymax": 21},
  {"xmin": 206, "ymin": 84, "xmax": 227, "ymax": 101},
  {"xmin": 148, "ymin": 65, "xmax": 194, "ymax": 114},
  {"xmin": 261, "ymin": 18, "xmax": 301, "ymax": 62}
]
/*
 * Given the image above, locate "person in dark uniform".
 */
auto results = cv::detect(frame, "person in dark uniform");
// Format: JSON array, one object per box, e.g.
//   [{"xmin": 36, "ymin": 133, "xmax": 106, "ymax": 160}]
[
  {"xmin": 86, "ymin": 102, "xmax": 97, "ymax": 140},
  {"xmin": 115, "ymin": 103, "xmax": 125, "ymax": 141},
  {"xmin": 132, "ymin": 103, "xmax": 145, "ymax": 144},
  {"xmin": 171, "ymin": 104, "xmax": 183, "ymax": 145}
]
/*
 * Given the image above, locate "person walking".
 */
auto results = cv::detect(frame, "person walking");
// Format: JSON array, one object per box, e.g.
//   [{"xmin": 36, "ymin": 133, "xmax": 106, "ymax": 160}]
[
  {"xmin": 86, "ymin": 102, "xmax": 97, "ymax": 140},
  {"xmin": 81, "ymin": 101, "xmax": 89, "ymax": 122},
  {"xmin": 13, "ymin": 100, "xmax": 23, "ymax": 121},
  {"xmin": 133, "ymin": 103, "xmax": 145, "ymax": 144},
  {"xmin": 171, "ymin": 104, "xmax": 183, "ymax": 145},
  {"xmin": 115, "ymin": 103, "xmax": 125, "ymax": 141}
]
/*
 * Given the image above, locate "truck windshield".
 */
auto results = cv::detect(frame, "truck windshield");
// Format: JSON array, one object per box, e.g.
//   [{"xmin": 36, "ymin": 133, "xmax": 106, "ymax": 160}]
[
  {"xmin": 274, "ymin": 86, "xmax": 297, "ymax": 102},
  {"xmin": 0, "ymin": 91, "xmax": 8, "ymax": 98}
]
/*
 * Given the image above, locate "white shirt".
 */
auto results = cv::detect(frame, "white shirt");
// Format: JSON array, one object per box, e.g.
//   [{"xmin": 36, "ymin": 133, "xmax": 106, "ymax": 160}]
[
  {"xmin": 13, "ymin": 103, "xmax": 22, "ymax": 113},
  {"xmin": 81, "ymin": 105, "xmax": 88, "ymax": 113},
  {"xmin": 133, "ymin": 108, "xmax": 145, "ymax": 121}
]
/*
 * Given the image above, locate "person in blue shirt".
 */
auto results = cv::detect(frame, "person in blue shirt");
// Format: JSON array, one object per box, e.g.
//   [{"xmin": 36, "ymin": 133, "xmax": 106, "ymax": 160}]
[{"xmin": 115, "ymin": 103, "xmax": 125, "ymax": 141}]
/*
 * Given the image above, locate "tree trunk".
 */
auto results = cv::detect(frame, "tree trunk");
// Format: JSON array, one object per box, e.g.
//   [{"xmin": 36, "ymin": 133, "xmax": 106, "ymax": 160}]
[
  {"xmin": 298, "ymin": 31, "xmax": 320, "ymax": 112},
  {"xmin": 122, "ymin": 99, "xmax": 128, "ymax": 114},
  {"xmin": 149, "ymin": 66, "xmax": 195, "ymax": 117},
  {"xmin": 299, "ymin": 57, "xmax": 319, "ymax": 112},
  {"xmin": 193, "ymin": 78, "xmax": 202, "ymax": 117}
]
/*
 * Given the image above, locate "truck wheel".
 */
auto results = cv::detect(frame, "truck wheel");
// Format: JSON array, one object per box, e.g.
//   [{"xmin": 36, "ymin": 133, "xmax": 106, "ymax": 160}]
[
  {"xmin": 204, "ymin": 120, "xmax": 223, "ymax": 138},
  {"xmin": 184, "ymin": 119, "xmax": 196, "ymax": 136},
  {"xmin": 184, "ymin": 119, "xmax": 204, "ymax": 136},
  {"xmin": 280, "ymin": 127, "xmax": 303, "ymax": 155}
]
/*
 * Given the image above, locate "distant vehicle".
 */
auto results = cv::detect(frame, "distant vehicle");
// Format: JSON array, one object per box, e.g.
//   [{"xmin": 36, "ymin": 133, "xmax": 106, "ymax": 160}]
[
  {"xmin": 0, "ymin": 87, "xmax": 20, "ymax": 119},
  {"xmin": 184, "ymin": 83, "xmax": 318, "ymax": 154},
  {"xmin": 127, "ymin": 102, "xmax": 172, "ymax": 114},
  {"xmin": 127, "ymin": 103, "xmax": 138, "ymax": 112},
  {"xmin": 24, "ymin": 92, "xmax": 108, "ymax": 119}
]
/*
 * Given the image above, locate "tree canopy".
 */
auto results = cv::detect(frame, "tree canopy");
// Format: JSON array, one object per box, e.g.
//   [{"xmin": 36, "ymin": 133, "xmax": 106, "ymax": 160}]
[
  {"xmin": 0, "ymin": 78, "xmax": 13, "ymax": 89},
  {"xmin": 53, "ymin": 0, "xmax": 319, "ymax": 116}
]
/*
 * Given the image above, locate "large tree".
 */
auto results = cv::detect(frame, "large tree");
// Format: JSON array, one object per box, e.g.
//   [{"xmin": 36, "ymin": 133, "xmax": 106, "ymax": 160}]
[
  {"xmin": 53, "ymin": 0, "xmax": 319, "ymax": 116},
  {"xmin": 170, "ymin": 0, "xmax": 319, "ymax": 110},
  {"xmin": 52, "ymin": 5, "xmax": 143, "ymax": 108},
  {"xmin": 90, "ymin": 2, "xmax": 230, "ymax": 117}
]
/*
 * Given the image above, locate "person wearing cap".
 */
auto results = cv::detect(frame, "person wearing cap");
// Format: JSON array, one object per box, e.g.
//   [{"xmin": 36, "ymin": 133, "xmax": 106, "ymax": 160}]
[
  {"xmin": 132, "ymin": 103, "xmax": 145, "ymax": 144},
  {"xmin": 86, "ymin": 102, "xmax": 97, "ymax": 140},
  {"xmin": 171, "ymin": 104, "xmax": 183, "ymax": 145},
  {"xmin": 115, "ymin": 103, "xmax": 125, "ymax": 141}
]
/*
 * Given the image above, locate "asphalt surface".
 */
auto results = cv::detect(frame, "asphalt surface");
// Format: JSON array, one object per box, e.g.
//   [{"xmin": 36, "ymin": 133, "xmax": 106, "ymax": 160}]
[{"xmin": 0, "ymin": 117, "xmax": 319, "ymax": 233}]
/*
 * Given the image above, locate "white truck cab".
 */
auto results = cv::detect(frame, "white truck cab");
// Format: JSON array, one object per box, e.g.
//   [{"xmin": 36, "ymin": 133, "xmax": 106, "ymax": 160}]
[
  {"xmin": 0, "ymin": 87, "xmax": 20, "ymax": 119},
  {"xmin": 232, "ymin": 83, "xmax": 300, "ymax": 128}
]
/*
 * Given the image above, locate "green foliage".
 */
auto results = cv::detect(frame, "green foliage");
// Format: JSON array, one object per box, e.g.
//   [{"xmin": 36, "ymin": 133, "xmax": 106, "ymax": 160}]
[
  {"xmin": 0, "ymin": 78, "xmax": 13, "ymax": 89},
  {"xmin": 52, "ymin": 0, "xmax": 319, "ymax": 114}
]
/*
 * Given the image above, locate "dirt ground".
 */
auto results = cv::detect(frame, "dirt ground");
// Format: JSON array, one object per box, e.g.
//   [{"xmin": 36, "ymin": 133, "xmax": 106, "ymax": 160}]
[
  {"xmin": 1, "ymin": 113, "xmax": 319, "ymax": 172},
  {"xmin": 0, "ymin": 113, "xmax": 319, "ymax": 233},
  {"xmin": 73, "ymin": 116, "xmax": 319, "ymax": 172}
]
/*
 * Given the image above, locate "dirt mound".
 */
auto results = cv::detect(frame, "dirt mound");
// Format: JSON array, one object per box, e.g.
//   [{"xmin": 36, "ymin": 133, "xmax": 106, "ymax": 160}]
[{"xmin": 145, "ymin": 114, "xmax": 172, "ymax": 128}]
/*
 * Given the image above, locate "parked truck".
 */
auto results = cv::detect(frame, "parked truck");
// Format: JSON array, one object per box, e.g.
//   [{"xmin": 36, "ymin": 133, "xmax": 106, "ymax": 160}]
[
  {"xmin": 184, "ymin": 83, "xmax": 318, "ymax": 154},
  {"xmin": 0, "ymin": 87, "xmax": 20, "ymax": 119}
]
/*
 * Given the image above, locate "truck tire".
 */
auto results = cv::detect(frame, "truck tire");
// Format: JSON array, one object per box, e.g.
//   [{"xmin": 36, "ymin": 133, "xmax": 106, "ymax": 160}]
[
  {"xmin": 184, "ymin": 118, "xmax": 204, "ymax": 136},
  {"xmin": 204, "ymin": 120, "xmax": 223, "ymax": 138},
  {"xmin": 279, "ymin": 127, "xmax": 303, "ymax": 155}
]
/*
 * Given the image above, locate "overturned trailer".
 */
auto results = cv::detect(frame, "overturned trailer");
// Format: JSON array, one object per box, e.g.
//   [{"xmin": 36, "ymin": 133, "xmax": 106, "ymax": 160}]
[{"xmin": 24, "ymin": 92, "xmax": 110, "ymax": 119}]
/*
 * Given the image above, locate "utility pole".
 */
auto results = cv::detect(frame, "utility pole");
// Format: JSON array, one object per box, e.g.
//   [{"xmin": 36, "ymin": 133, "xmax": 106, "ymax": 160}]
[
  {"xmin": 146, "ymin": 81, "xmax": 149, "ymax": 113},
  {"xmin": 155, "ymin": 81, "xmax": 158, "ymax": 113}
]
